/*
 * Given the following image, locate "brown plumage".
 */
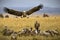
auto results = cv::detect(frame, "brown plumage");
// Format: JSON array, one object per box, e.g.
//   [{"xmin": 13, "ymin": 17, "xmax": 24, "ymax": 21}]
[{"xmin": 4, "ymin": 4, "xmax": 43, "ymax": 17}]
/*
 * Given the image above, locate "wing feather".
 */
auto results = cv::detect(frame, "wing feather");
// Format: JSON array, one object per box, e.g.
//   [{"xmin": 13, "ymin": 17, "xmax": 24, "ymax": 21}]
[
  {"xmin": 4, "ymin": 7, "xmax": 23, "ymax": 16},
  {"xmin": 26, "ymin": 4, "xmax": 43, "ymax": 15}
]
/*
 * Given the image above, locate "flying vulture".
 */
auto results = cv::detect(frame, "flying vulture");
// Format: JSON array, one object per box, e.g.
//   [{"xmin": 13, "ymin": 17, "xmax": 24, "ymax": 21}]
[{"xmin": 4, "ymin": 4, "xmax": 43, "ymax": 17}]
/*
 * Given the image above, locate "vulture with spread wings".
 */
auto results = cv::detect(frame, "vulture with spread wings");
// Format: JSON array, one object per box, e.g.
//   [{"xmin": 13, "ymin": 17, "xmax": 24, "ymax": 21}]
[{"xmin": 4, "ymin": 4, "xmax": 43, "ymax": 17}]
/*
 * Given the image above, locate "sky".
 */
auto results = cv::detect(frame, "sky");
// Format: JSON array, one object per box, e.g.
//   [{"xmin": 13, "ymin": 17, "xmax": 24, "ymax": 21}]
[
  {"xmin": 0, "ymin": 0, "xmax": 60, "ymax": 14},
  {"xmin": 0, "ymin": 0, "xmax": 60, "ymax": 8}
]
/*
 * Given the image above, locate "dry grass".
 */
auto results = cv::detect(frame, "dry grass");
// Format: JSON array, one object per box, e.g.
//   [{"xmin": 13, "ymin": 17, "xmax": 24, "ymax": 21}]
[{"xmin": 0, "ymin": 16, "xmax": 60, "ymax": 40}]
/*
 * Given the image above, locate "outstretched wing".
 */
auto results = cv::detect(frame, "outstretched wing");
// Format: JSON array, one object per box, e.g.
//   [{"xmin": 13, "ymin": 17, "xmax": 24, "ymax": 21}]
[
  {"xmin": 26, "ymin": 4, "xmax": 43, "ymax": 15},
  {"xmin": 4, "ymin": 7, "xmax": 23, "ymax": 16}
]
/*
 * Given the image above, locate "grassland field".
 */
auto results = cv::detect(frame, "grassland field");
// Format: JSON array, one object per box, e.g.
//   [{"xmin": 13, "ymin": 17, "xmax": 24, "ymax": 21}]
[{"xmin": 0, "ymin": 16, "xmax": 60, "ymax": 40}]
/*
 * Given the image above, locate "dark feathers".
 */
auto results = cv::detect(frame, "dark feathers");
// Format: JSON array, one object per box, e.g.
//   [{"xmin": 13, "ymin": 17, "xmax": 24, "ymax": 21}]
[
  {"xmin": 26, "ymin": 4, "xmax": 43, "ymax": 15},
  {"xmin": 4, "ymin": 7, "xmax": 23, "ymax": 16},
  {"xmin": 4, "ymin": 4, "xmax": 43, "ymax": 17}
]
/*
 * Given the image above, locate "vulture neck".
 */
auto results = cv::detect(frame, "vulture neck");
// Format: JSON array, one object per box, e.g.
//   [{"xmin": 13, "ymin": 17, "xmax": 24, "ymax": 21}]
[{"xmin": 23, "ymin": 11, "xmax": 26, "ymax": 17}]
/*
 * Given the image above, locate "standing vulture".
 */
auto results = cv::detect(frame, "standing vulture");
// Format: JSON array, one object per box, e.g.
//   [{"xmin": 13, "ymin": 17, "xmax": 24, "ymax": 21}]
[{"xmin": 4, "ymin": 4, "xmax": 43, "ymax": 17}]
